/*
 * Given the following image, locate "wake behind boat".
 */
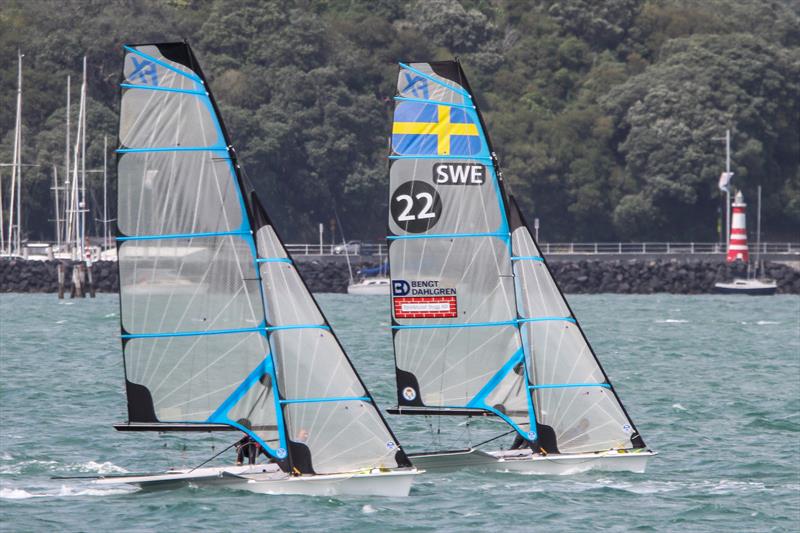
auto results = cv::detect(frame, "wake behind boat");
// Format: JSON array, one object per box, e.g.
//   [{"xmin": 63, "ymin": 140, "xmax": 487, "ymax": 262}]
[
  {"xmin": 385, "ymin": 60, "xmax": 655, "ymax": 474},
  {"xmin": 85, "ymin": 42, "xmax": 419, "ymax": 497}
]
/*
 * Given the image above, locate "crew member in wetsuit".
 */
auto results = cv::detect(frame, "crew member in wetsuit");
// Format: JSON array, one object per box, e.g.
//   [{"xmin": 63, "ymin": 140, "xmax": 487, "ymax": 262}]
[
  {"xmin": 510, "ymin": 433, "xmax": 534, "ymax": 450},
  {"xmin": 235, "ymin": 435, "xmax": 269, "ymax": 465}
]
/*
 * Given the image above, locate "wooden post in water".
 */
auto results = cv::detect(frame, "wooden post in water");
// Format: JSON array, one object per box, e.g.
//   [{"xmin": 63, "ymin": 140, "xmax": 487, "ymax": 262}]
[
  {"xmin": 87, "ymin": 262, "xmax": 96, "ymax": 298},
  {"xmin": 57, "ymin": 262, "xmax": 65, "ymax": 299},
  {"xmin": 71, "ymin": 262, "xmax": 84, "ymax": 298}
]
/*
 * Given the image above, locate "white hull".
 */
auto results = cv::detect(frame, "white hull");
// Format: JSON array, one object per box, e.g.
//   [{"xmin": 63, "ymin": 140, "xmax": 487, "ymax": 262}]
[
  {"xmin": 236, "ymin": 469, "xmax": 419, "ymax": 497},
  {"xmin": 347, "ymin": 277, "xmax": 390, "ymax": 295},
  {"xmin": 410, "ymin": 448, "xmax": 655, "ymax": 475},
  {"xmin": 714, "ymin": 278, "xmax": 777, "ymax": 295},
  {"xmin": 488, "ymin": 448, "xmax": 656, "ymax": 474},
  {"xmin": 93, "ymin": 464, "xmax": 420, "ymax": 497}
]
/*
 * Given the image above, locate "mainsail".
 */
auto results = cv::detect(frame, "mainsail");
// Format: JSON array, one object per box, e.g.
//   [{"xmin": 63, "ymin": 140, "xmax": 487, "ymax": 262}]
[
  {"xmin": 387, "ymin": 61, "xmax": 644, "ymax": 454},
  {"xmin": 116, "ymin": 42, "xmax": 410, "ymax": 474}
]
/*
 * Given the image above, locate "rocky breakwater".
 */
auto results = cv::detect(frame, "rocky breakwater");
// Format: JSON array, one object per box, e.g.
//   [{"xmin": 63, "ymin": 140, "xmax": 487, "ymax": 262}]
[
  {"xmin": 0, "ymin": 259, "xmax": 119, "ymax": 293},
  {"xmin": 1, "ymin": 258, "xmax": 798, "ymax": 294},
  {"xmin": 549, "ymin": 259, "xmax": 800, "ymax": 294}
]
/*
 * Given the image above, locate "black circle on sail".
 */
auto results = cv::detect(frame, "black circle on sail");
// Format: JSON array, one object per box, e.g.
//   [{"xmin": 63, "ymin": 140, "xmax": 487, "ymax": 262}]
[{"xmin": 390, "ymin": 180, "xmax": 442, "ymax": 234}]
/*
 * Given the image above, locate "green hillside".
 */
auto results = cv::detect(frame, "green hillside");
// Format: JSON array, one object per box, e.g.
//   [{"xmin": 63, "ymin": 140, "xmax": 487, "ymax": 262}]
[{"xmin": 0, "ymin": 0, "xmax": 797, "ymax": 242}]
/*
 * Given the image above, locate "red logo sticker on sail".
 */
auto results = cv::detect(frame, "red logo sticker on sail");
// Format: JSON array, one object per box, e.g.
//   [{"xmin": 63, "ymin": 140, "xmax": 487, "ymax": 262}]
[{"xmin": 394, "ymin": 296, "xmax": 457, "ymax": 319}]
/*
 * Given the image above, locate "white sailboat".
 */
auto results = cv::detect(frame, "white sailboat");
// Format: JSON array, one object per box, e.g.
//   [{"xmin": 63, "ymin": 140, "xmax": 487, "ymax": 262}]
[
  {"xmin": 347, "ymin": 261, "xmax": 390, "ymax": 295},
  {"xmin": 385, "ymin": 60, "xmax": 655, "ymax": 474},
  {"xmin": 93, "ymin": 43, "xmax": 419, "ymax": 496},
  {"xmin": 715, "ymin": 187, "xmax": 777, "ymax": 295}
]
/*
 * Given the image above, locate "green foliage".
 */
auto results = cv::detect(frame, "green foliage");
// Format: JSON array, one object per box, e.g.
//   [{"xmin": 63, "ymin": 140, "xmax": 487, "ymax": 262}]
[{"xmin": 0, "ymin": 0, "xmax": 797, "ymax": 243}]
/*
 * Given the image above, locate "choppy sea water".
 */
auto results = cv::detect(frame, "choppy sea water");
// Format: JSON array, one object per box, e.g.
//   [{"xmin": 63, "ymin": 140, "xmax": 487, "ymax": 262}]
[{"xmin": 0, "ymin": 293, "xmax": 798, "ymax": 532}]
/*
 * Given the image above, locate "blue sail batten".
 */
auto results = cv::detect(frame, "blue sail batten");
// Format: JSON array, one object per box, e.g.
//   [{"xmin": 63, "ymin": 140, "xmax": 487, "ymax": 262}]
[
  {"xmin": 387, "ymin": 232, "xmax": 509, "ymax": 241},
  {"xmin": 116, "ymin": 146, "xmax": 227, "ymax": 153},
  {"xmin": 117, "ymin": 230, "xmax": 249, "ymax": 242},
  {"xmin": 279, "ymin": 396, "xmax": 370, "ymax": 405},
  {"xmin": 529, "ymin": 383, "xmax": 611, "ymax": 390},
  {"xmin": 393, "ymin": 96, "xmax": 475, "ymax": 109},
  {"xmin": 256, "ymin": 258, "xmax": 293, "ymax": 264},
  {"xmin": 122, "ymin": 326, "xmax": 267, "ymax": 339},
  {"xmin": 265, "ymin": 324, "xmax": 330, "ymax": 332},
  {"xmin": 517, "ymin": 317, "xmax": 576, "ymax": 324},
  {"xmin": 389, "ymin": 154, "xmax": 492, "ymax": 161},
  {"xmin": 120, "ymin": 83, "xmax": 206, "ymax": 95}
]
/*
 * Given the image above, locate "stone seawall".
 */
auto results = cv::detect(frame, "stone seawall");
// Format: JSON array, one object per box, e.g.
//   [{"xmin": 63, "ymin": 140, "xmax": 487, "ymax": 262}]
[{"xmin": 1, "ymin": 258, "xmax": 798, "ymax": 294}]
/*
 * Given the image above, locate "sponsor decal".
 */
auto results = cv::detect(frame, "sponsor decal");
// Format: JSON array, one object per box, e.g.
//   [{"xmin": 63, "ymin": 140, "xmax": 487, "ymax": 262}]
[
  {"xmin": 390, "ymin": 180, "xmax": 442, "ymax": 233},
  {"xmin": 622, "ymin": 424, "xmax": 632, "ymax": 434},
  {"xmin": 386, "ymin": 441, "xmax": 396, "ymax": 450},
  {"xmin": 276, "ymin": 448, "xmax": 287, "ymax": 459},
  {"xmin": 527, "ymin": 431, "xmax": 536, "ymax": 440},
  {"xmin": 393, "ymin": 279, "xmax": 411, "ymax": 296},
  {"xmin": 393, "ymin": 279, "xmax": 456, "ymax": 297},
  {"xmin": 433, "ymin": 162, "xmax": 486, "ymax": 185},
  {"xmin": 394, "ymin": 296, "xmax": 457, "ymax": 319},
  {"xmin": 402, "ymin": 387, "xmax": 417, "ymax": 401}
]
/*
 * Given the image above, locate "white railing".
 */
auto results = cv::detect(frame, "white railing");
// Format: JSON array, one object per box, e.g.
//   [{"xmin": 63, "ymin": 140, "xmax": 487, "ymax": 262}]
[
  {"xmin": 284, "ymin": 243, "xmax": 388, "ymax": 257},
  {"xmin": 283, "ymin": 242, "xmax": 800, "ymax": 256}
]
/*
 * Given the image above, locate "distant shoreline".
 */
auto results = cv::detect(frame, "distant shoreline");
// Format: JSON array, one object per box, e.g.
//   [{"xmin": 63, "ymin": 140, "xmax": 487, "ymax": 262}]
[{"xmin": 1, "ymin": 258, "xmax": 798, "ymax": 295}]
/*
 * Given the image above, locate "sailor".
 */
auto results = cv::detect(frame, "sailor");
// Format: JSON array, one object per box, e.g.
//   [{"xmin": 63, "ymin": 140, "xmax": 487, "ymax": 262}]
[
  {"xmin": 509, "ymin": 433, "xmax": 534, "ymax": 451},
  {"xmin": 235, "ymin": 435, "xmax": 269, "ymax": 465}
]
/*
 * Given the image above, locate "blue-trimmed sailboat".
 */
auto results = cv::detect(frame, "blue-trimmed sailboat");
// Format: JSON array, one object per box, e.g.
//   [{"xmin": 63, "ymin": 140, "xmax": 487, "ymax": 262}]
[
  {"xmin": 94, "ymin": 42, "xmax": 419, "ymax": 496},
  {"xmin": 385, "ymin": 60, "xmax": 655, "ymax": 474}
]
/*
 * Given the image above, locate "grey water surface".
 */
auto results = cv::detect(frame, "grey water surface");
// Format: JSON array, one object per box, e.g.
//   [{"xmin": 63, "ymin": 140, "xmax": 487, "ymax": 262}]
[{"xmin": 1, "ymin": 293, "xmax": 798, "ymax": 532}]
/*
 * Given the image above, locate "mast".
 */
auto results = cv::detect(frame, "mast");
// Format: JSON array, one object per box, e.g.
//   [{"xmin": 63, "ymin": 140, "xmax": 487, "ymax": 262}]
[
  {"xmin": 52, "ymin": 164, "xmax": 61, "ymax": 249},
  {"xmin": 64, "ymin": 75, "xmax": 70, "ymax": 248},
  {"xmin": 7, "ymin": 51, "xmax": 23, "ymax": 256},
  {"xmin": 68, "ymin": 61, "xmax": 85, "ymax": 260},
  {"xmin": 756, "ymin": 185, "xmax": 762, "ymax": 278},
  {"xmin": 80, "ymin": 56, "xmax": 87, "ymax": 261},
  {"xmin": 102, "ymin": 135, "xmax": 109, "ymax": 251},
  {"xmin": 0, "ymin": 169, "xmax": 4, "ymax": 254}
]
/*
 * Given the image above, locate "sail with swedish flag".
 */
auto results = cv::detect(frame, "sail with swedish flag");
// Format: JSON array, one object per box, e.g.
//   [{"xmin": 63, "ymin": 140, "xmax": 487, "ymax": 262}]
[
  {"xmin": 386, "ymin": 60, "xmax": 656, "ymax": 474},
  {"xmin": 91, "ymin": 42, "xmax": 419, "ymax": 496}
]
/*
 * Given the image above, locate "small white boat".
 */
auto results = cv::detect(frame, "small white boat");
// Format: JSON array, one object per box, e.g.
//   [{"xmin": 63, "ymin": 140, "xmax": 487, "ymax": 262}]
[
  {"xmin": 714, "ymin": 277, "xmax": 777, "ymax": 295},
  {"xmin": 347, "ymin": 276, "xmax": 390, "ymax": 295}
]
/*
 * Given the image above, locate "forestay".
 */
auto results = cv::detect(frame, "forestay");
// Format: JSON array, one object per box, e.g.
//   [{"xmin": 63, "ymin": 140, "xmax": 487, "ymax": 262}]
[
  {"xmin": 116, "ymin": 42, "xmax": 410, "ymax": 475},
  {"xmin": 387, "ymin": 61, "xmax": 645, "ymax": 454}
]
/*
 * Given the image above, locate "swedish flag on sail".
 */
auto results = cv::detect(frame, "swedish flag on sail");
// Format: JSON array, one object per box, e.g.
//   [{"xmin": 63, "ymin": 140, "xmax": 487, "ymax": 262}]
[{"xmin": 392, "ymin": 102, "xmax": 482, "ymax": 156}]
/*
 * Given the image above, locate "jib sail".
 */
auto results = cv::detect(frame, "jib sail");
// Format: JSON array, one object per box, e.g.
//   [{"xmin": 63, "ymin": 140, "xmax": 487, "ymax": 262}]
[
  {"xmin": 387, "ymin": 61, "xmax": 644, "ymax": 453},
  {"xmin": 116, "ymin": 42, "xmax": 410, "ymax": 474}
]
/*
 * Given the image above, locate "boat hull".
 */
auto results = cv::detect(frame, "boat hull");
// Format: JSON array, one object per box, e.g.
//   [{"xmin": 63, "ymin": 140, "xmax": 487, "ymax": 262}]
[
  {"xmin": 347, "ymin": 279, "xmax": 390, "ymax": 296},
  {"xmin": 92, "ymin": 464, "xmax": 420, "ymax": 497},
  {"xmin": 408, "ymin": 448, "xmax": 656, "ymax": 474},
  {"xmin": 487, "ymin": 449, "xmax": 656, "ymax": 475},
  {"xmin": 236, "ymin": 469, "xmax": 419, "ymax": 497},
  {"xmin": 714, "ymin": 278, "xmax": 777, "ymax": 295},
  {"xmin": 409, "ymin": 449, "xmax": 500, "ymax": 471}
]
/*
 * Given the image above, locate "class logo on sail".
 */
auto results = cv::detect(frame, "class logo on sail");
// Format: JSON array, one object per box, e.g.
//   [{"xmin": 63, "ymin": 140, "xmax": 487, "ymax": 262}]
[{"xmin": 392, "ymin": 102, "xmax": 482, "ymax": 156}]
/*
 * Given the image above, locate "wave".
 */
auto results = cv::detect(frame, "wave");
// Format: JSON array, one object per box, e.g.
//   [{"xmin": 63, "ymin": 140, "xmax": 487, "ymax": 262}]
[
  {"xmin": 0, "ymin": 484, "xmax": 136, "ymax": 500},
  {"xmin": 655, "ymin": 319, "xmax": 688, "ymax": 324},
  {"xmin": 0, "ymin": 460, "xmax": 128, "ymax": 475},
  {"xmin": 69, "ymin": 461, "xmax": 129, "ymax": 474}
]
